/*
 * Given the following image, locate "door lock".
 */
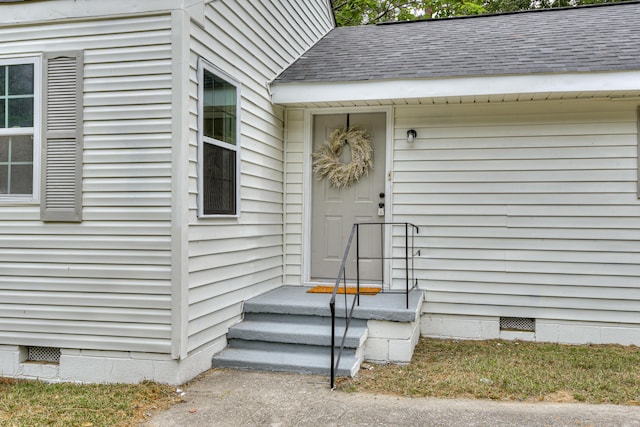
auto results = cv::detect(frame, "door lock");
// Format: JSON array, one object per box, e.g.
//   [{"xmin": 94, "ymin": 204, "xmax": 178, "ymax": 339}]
[{"xmin": 378, "ymin": 202, "xmax": 385, "ymax": 216}]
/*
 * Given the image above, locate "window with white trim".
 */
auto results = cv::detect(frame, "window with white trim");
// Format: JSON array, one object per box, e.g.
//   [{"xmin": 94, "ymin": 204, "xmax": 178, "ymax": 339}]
[
  {"xmin": 0, "ymin": 58, "xmax": 38, "ymax": 200},
  {"xmin": 198, "ymin": 60, "xmax": 240, "ymax": 217}
]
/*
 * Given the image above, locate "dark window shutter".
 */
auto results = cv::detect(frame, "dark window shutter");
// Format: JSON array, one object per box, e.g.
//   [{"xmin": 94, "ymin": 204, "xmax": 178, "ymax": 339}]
[{"xmin": 41, "ymin": 51, "xmax": 83, "ymax": 222}]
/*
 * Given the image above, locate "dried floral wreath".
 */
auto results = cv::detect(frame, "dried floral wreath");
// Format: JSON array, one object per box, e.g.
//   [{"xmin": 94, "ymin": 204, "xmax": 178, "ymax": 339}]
[{"xmin": 312, "ymin": 127, "xmax": 373, "ymax": 188}]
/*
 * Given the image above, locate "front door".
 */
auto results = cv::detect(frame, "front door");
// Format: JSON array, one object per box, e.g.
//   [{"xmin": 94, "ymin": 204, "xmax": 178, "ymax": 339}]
[{"xmin": 310, "ymin": 112, "xmax": 387, "ymax": 283}]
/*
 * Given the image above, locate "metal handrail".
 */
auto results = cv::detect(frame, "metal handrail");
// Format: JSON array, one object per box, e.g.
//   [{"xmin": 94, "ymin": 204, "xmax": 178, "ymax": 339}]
[
  {"xmin": 329, "ymin": 223, "xmax": 358, "ymax": 390},
  {"xmin": 329, "ymin": 222, "xmax": 419, "ymax": 389}
]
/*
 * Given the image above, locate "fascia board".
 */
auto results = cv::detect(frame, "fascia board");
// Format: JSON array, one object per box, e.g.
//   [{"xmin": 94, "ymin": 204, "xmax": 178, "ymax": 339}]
[
  {"xmin": 0, "ymin": 0, "xmax": 190, "ymax": 25},
  {"xmin": 271, "ymin": 71, "xmax": 640, "ymax": 105}
]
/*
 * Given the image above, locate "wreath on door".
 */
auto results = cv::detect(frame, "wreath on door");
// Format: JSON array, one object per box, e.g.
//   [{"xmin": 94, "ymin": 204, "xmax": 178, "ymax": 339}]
[{"xmin": 312, "ymin": 127, "xmax": 373, "ymax": 189}]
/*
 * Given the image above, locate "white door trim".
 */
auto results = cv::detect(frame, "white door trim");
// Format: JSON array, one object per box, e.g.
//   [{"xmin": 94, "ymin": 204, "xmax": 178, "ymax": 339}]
[{"xmin": 302, "ymin": 106, "xmax": 394, "ymax": 287}]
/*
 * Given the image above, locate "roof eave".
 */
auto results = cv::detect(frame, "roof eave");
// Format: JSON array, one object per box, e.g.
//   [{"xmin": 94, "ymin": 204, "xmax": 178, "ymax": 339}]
[
  {"xmin": 271, "ymin": 71, "xmax": 640, "ymax": 106},
  {"xmin": 0, "ymin": 0, "xmax": 188, "ymax": 25}
]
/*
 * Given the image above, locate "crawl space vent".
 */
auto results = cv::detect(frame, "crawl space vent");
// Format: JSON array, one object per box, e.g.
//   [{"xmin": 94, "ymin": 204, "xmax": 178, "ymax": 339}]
[
  {"xmin": 500, "ymin": 317, "xmax": 535, "ymax": 332},
  {"xmin": 27, "ymin": 346, "xmax": 61, "ymax": 363}
]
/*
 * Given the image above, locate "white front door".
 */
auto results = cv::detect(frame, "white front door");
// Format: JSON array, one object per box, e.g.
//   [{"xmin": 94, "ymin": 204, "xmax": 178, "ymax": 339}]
[{"xmin": 310, "ymin": 112, "xmax": 387, "ymax": 283}]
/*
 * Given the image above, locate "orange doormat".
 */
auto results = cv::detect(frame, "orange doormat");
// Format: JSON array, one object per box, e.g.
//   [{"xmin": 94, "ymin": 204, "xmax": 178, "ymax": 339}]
[{"xmin": 307, "ymin": 285, "xmax": 380, "ymax": 295}]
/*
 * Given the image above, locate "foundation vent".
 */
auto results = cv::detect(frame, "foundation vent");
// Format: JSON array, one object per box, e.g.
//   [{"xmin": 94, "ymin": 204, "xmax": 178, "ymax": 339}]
[
  {"xmin": 500, "ymin": 317, "xmax": 535, "ymax": 332},
  {"xmin": 27, "ymin": 346, "xmax": 61, "ymax": 363}
]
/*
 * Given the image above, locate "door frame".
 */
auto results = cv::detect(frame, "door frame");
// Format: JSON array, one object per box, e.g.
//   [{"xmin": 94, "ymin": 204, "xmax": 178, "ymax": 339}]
[{"xmin": 302, "ymin": 106, "xmax": 394, "ymax": 287}]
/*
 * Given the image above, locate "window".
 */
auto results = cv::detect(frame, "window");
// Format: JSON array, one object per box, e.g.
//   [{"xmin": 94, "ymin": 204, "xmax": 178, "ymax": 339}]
[
  {"xmin": 0, "ymin": 59, "xmax": 39, "ymax": 200},
  {"xmin": 198, "ymin": 60, "xmax": 240, "ymax": 217}
]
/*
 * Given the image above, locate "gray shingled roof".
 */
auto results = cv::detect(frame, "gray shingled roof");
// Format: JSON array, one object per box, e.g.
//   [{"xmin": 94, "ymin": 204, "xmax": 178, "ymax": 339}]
[{"xmin": 274, "ymin": 2, "xmax": 640, "ymax": 83}]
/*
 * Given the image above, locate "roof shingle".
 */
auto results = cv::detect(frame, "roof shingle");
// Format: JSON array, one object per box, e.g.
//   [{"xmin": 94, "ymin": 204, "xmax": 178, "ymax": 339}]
[{"xmin": 274, "ymin": 2, "xmax": 640, "ymax": 83}]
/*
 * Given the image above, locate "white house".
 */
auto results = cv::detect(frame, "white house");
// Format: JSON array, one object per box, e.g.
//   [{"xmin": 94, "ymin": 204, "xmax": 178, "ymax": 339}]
[
  {"xmin": 272, "ymin": 3, "xmax": 640, "ymax": 347},
  {"xmin": 0, "ymin": 0, "xmax": 334, "ymax": 384},
  {"xmin": 1, "ymin": 0, "xmax": 639, "ymax": 385}
]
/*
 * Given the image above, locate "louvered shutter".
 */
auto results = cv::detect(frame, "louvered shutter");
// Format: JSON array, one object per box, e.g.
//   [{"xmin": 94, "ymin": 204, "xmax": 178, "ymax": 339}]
[{"xmin": 41, "ymin": 51, "xmax": 83, "ymax": 222}]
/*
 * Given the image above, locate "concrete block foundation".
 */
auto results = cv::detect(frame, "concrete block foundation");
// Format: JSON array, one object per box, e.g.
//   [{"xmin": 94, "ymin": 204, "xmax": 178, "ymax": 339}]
[
  {"xmin": 365, "ymin": 319, "xmax": 420, "ymax": 363},
  {"xmin": 0, "ymin": 338, "xmax": 226, "ymax": 384},
  {"xmin": 421, "ymin": 314, "xmax": 640, "ymax": 346}
]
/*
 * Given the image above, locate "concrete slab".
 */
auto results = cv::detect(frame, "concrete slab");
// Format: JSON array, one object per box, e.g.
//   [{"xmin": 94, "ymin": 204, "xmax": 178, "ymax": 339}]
[
  {"xmin": 212, "ymin": 345, "xmax": 359, "ymax": 376},
  {"xmin": 244, "ymin": 286, "xmax": 423, "ymax": 322}
]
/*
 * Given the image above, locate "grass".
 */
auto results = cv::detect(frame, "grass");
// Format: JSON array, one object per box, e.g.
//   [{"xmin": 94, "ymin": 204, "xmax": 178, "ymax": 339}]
[
  {"xmin": 338, "ymin": 338, "xmax": 640, "ymax": 405},
  {"xmin": 0, "ymin": 377, "xmax": 180, "ymax": 427}
]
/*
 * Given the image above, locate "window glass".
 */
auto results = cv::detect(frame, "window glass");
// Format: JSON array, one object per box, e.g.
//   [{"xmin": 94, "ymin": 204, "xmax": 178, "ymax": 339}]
[
  {"xmin": 8, "ymin": 64, "xmax": 34, "ymax": 95},
  {"xmin": 203, "ymin": 143, "xmax": 236, "ymax": 215},
  {"xmin": 8, "ymin": 98, "xmax": 33, "ymax": 128},
  {"xmin": 203, "ymin": 70, "xmax": 236, "ymax": 146},
  {"xmin": 0, "ymin": 166, "xmax": 6, "ymax": 193},
  {"xmin": 11, "ymin": 135, "xmax": 33, "ymax": 161},
  {"xmin": 0, "ymin": 98, "xmax": 4, "ymax": 129},
  {"xmin": 0, "ymin": 137, "xmax": 7, "ymax": 162},
  {"xmin": 10, "ymin": 164, "xmax": 32, "ymax": 194},
  {"xmin": 1, "ymin": 63, "xmax": 34, "ymax": 129},
  {"xmin": 0, "ymin": 128, "xmax": 34, "ymax": 196}
]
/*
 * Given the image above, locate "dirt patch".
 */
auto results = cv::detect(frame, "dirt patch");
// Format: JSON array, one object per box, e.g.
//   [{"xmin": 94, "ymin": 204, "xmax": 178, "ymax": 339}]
[
  {"xmin": 0, "ymin": 377, "xmax": 17, "ymax": 385},
  {"xmin": 543, "ymin": 391, "xmax": 577, "ymax": 403}
]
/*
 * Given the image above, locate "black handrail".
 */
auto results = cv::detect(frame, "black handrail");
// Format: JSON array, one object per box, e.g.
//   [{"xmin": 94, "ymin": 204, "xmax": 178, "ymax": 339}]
[
  {"xmin": 329, "ymin": 223, "xmax": 358, "ymax": 389},
  {"xmin": 329, "ymin": 222, "xmax": 419, "ymax": 389}
]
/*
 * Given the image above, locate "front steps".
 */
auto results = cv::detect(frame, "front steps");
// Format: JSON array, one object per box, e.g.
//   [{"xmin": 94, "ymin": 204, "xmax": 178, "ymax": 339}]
[
  {"xmin": 213, "ymin": 312, "xmax": 367, "ymax": 376},
  {"xmin": 228, "ymin": 313, "xmax": 367, "ymax": 348},
  {"xmin": 212, "ymin": 286, "xmax": 424, "ymax": 377}
]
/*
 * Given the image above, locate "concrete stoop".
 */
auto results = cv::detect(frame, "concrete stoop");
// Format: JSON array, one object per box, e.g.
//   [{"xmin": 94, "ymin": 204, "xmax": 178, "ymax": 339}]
[
  {"xmin": 212, "ymin": 311, "xmax": 367, "ymax": 376},
  {"xmin": 212, "ymin": 286, "xmax": 424, "ymax": 377}
]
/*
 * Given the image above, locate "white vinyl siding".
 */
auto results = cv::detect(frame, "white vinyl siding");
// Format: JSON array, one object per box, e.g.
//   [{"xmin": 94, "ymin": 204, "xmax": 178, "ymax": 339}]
[
  {"xmin": 391, "ymin": 99, "xmax": 640, "ymax": 326},
  {"xmin": 637, "ymin": 106, "xmax": 640, "ymax": 199},
  {"xmin": 284, "ymin": 99, "xmax": 640, "ymax": 328},
  {"xmin": 0, "ymin": 14, "xmax": 174, "ymax": 354},
  {"xmin": 186, "ymin": 1, "xmax": 333, "ymax": 354},
  {"xmin": 283, "ymin": 108, "xmax": 305, "ymax": 285}
]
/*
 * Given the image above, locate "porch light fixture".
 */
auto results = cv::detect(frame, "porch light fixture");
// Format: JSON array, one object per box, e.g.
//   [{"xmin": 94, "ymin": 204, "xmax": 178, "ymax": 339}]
[{"xmin": 406, "ymin": 129, "xmax": 417, "ymax": 143}]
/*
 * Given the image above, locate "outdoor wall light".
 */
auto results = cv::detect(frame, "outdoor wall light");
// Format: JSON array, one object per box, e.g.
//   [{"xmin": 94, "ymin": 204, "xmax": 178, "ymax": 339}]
[{"xmin": 407, "ymin": 129, "xmax": 417, "ymax": 143}]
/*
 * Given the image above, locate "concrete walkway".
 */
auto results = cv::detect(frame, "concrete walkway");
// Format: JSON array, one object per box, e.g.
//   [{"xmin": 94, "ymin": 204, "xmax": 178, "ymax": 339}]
[{"xmin": 145, "ymin": 368, "xmax": 640, "ymax": 427}]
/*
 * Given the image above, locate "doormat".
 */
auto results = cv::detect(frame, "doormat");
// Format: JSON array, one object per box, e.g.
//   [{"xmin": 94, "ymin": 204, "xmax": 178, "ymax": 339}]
[{"xmin": 307, "ymin": 286, "xmax": 381, "ymax": 295}]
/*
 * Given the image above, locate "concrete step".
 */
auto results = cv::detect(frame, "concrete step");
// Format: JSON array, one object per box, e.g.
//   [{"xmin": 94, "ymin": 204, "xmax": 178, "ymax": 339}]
[
  {"xmin": 243, "ymin": 286, "xmax": 423, "ymax": 322},
  {"xmin": 212, "ymin": 340, "xmax": 363, "ymax": 376},
  {"xmin": 243, "ymin": 295, "xmax": 331, "ymax": 317},
  {"xmin": 229, "ymin": 313, "xmax": 368, "ymax": 348},
  {"xmin": 212, "ymin": 286, "xmax": 424, "ymax": 377}
]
